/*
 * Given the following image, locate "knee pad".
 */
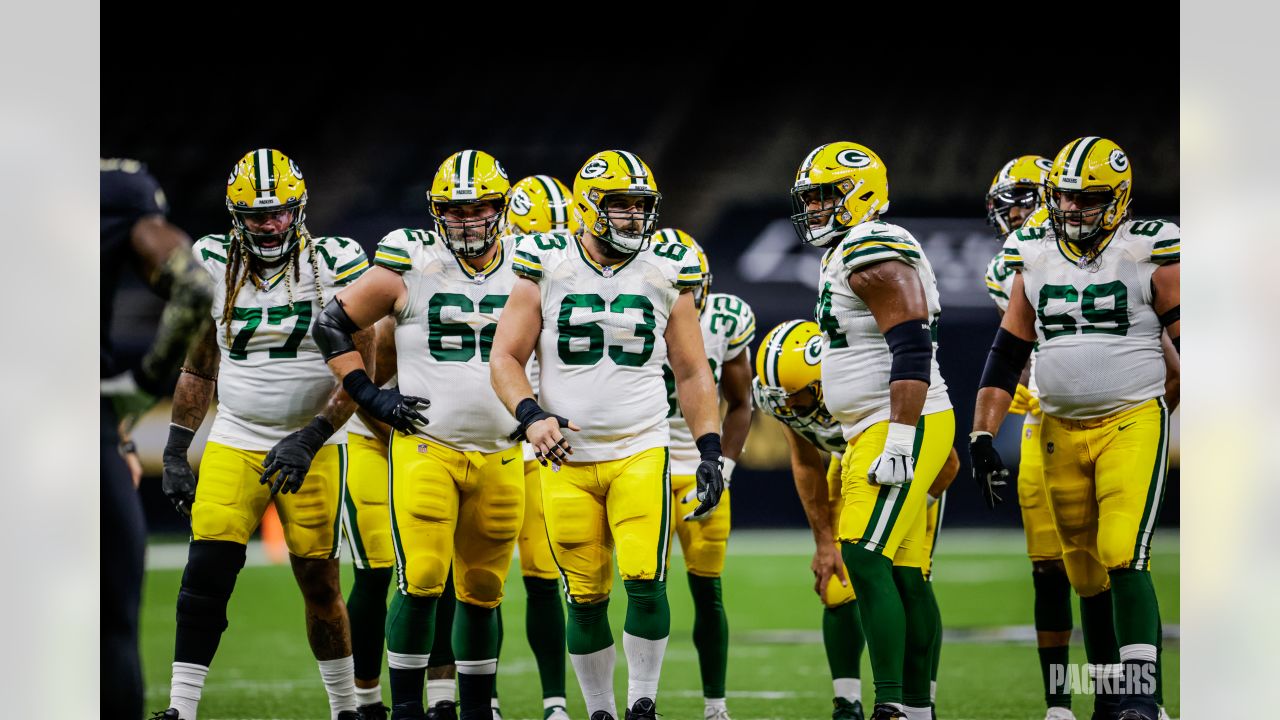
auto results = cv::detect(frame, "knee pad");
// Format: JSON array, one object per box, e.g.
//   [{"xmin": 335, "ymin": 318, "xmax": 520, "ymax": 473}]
[
  {"xmin": 177, "ymin": 540, "xmax": 247, "ymax": 631},
  {"xmin": 404, "ymin": 551, "xmax": 450, "ymax": 596},
  {"xmin": 1061, "ymin": 547, "xmax": 1110, "ymax": 597},
  {"xmin": 459, "ymin": 567, "xmax": 505, "ymax": 606}
]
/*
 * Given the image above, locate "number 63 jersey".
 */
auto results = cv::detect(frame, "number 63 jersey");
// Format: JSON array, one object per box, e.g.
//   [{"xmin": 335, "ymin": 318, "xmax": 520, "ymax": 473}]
[
  {"xmin": 195, "ymin": 233, "xmax": 370, "ymax": 450},
  {"xmin": 1003, "ymin": 219, "xmax": 1180, "ymax": 419},
  {"xmin": 512, "ymin": 232, "xmax": 703, "ymax": 462}
]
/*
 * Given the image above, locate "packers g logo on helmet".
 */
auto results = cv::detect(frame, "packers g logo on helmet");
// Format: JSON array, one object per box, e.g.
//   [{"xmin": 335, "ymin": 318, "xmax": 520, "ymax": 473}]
[
  {"xmin": 503, "ymin": 175, "xmax": 578, "ymax": 236},
  {"xmin": 572, "ymin": 150, "xmax": 662, "ymax": 254},
  {"xmin": 654, "ymin": 228, "xmax": 711, "ymax": 313},
  {"xmin": 752, "ymin": 320, "xmax": 832, "ymax": 428},
  {"xmin": 790, "ymin": 142, "xmax": 890, "ymax": 248},
  {"xmin": 1044, "ymin": 136, "xmax": 1133, "ymax": 250},
  {"xmin": 225, "ymin": 148, "xmax": 308, "ymax": 262},
  {"xmin": 429, "ymin": 149, "xmax": 511, "ymax": 259},
  {"xmin": 986, "ymin": 154, "xmax": 1050, "ymax": 238}
]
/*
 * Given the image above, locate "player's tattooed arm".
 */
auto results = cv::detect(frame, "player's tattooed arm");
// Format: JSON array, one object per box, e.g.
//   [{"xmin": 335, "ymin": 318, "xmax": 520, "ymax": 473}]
[
  {"xmin": 849, "ymin": 260, "xmax": 931, "ymax": 427},
  {"xmin": 317, "ymin": 326, "xmax": 374, "ymax": 430},
  {"xmin": 355, "ymin": 316, "xmax": 398, "ymax": 446},
  {"xmin": 719, "ymin": 350, "xmax": 754, "ymax": 462},
  {"xmin": 171, "ymin": 322, "xmax": 220, "ymax": 431}
]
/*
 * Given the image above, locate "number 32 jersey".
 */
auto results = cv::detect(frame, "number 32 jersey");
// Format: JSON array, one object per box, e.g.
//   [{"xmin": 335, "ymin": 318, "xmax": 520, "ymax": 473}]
[
  {"xmin": 374, "ymin": 229, "xmax": 522, "ymax": 453},
  {"xmin": 1002, "ymin": 219, "xmax": 1179, "ymax": 419},
  {"xmin": 195, "ymin": 234, "xmax": 369, "ymax": 450},
  {"xmin": 512, "ymin": 233, "xmax": 703, "ymax": 462}
]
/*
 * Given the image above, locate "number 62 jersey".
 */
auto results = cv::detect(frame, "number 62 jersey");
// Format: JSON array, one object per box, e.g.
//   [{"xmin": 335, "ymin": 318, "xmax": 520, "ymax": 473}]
[
  {"xmin": 1002, "ymin": 219, "xmax": 1179, "ymax": 419},
  {"xmin": 196, "ymin": 233, "xmax": 369, "ymax": 450}
]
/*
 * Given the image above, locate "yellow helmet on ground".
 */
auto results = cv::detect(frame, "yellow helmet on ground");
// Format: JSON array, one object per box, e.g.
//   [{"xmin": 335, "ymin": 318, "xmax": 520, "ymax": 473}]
[
  {"xmin": 986, "ymin": 154, "xmax": 1053, "ymax": 237},
  {"xmin": 1044, "ymin": 136, "xmax": 1132, "ymax": 250},
  {"xmin": 572, "ymin": 149, "xmax": 661, "ymax": 254},
  {"xmin": 429, "ymin": 149, "xmax": 510, "ymax": 258},
  {"xmin": 790, "ymin": 142, "xmax": 889, "ymax": 248},
  {"xmin": 504, "ymin": 175, "xmax": 579, "ymax": 236},
  {"xmin": 225, "ymin": 148, "xmax": 308, "ymax": 262},
  {"xmin": 752, "ymin": 320, "xmax": 832, "ymax": 428},
  {"xmin": 653, "ymin": 228, "xmax": 710, "ymax": 312}
]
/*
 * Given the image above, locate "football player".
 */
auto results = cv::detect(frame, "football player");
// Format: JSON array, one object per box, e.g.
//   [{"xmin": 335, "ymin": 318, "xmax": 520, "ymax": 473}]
[
  {"xmin": 101, "ymin": 158, "xmax": 214, "ymax": 720},
  {"xmin": 754, "ymin": 320, "xmax": 957, "ymax": 720},
  {"xmin": 653, "ymin": 229, "xmax": 755, "ymax": 720},
  {"xmin": 970, "ymin": 137, "xmax": 1179, "ymax": 720},
  {"xmin": 984, "ymin": 155, "xmax": 1080, "ymax": 720},
  {"xmin": 489, "ymin": 150, "xmax": 726, "ymax": 720},
  {"xmin": 155, "ymin": 149, "xmax": 372, "ymax": 720},
  {"xmin": 792, "ymin": 142, "xmax": 956, "ymax": 720},
  {"xmin": 314, "ymin": 150, "xmax": 525, "ymax": 720}
]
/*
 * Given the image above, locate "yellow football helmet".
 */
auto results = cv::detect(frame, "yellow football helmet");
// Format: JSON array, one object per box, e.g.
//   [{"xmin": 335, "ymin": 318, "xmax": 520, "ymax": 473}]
[
  {"xmin": 429, "ymin": 149, "xmax": 510, "ymax": 258},
  {"xmin": 986, "ymin": 154, "xmax": 1052, "ymax": 237},
  {"xmin": 572, "ymin": 149, "xmax": 662, "ymax": 254},
  {"xmin": 790, "ymin": 142, "xmax": 889, "ymax": 247},
  {"xmin": 504, "ymin": 175, "xmax": 579, "ymax": 236},
  {"xmin": 653, "ymin": 228, "xmax": 711, "ymax": 312},
  {"xmin": 1044, "ymin": 136, "xmax": 1132, "ymax": 249},
  {"xmin": 225, "ymin": 148, "xmax": 308, "ymax": 262},
  {"xmin": 752, "ymin": 320, "xmax": 833, "ymax": 429}
]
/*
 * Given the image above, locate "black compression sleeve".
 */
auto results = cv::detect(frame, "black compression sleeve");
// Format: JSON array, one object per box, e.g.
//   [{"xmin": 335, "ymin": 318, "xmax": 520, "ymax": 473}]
[
  {"xmin": 313, "ymin": 298, "xmax": 361, "ymax": 360},
  {"xmin": 884, "ymin": 319, "xmax": 933, "ymax": 384},
  {"xmin": 978, "ymin": 328, "xmax": 1035, "ymax": 395}
]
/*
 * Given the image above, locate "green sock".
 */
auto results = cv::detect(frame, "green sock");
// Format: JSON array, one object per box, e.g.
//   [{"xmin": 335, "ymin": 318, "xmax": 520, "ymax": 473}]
[
  {"xmin": 925, "ymin": 581, "xmax": 941, "ymax": 686},
  {"xmin": 566, "ymin": 599, "xmax": 614, "ymax": 655},
  {"xmin": 893, "ymin": 565, "xmax": 937, "ymax": 709},
  {"xmin": 428, "ymin": 571, "xmax": 457, "ymax": 668},
  {"xmin": 1080, "ymin": 589, "xmax": 1120, "ymax": 716},
  {"xmin": 822, "ymin": 600, "xmax": 864, "ymax": 680},
  {"xmin": 686, "ymin": 573, "xmax": 729, "ymax": 698},
  {"xmin": 623, "ymin": 579, "xmax": 670, "ymax": 641},
  {"xmin": 493, "ymin": 603, "xmax": 503, "ymax": 702},
  {"xmin": 1032, "ymin": 565, "xmax": 1073, "ymax": 709},
  {"xmin": 1155, "ymin": 616, "xmax": 1164, "ymax": 706},
  {"xmin": 524, "ymin": 577, "xmax": 567, "ymax": 699},
  {"xmin": 348, "ymin": 566, "xmax": 393, "ymax": 683},
  {"xmin": 841, "ymin": 542, "xmax": 905, "ymax": 705},
  {"xmin": 385, "ymin": 591, "xmax": 438, "ymax": 710},
  {"xmin": 453, "ymin": 601, "xmax": 500, "ymax": 719},
  {"xmin": 1109, "ymin": 569, "xmax": 1160, "ymax": 710}
]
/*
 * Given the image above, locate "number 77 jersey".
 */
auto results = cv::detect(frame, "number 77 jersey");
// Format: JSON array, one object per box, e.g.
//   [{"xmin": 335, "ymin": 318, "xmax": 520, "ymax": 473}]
[{"xmin": 1003, "ymin": 218, "xmax": 1179, "ymax": 419}]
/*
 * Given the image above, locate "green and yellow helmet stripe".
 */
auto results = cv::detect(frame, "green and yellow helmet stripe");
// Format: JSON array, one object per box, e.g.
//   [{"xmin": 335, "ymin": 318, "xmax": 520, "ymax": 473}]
[
  {"xmin": 617, "ymin": 150, "xmax": 643, "ymax": 176},
  {"xmin": 1064, "ymin": 136, "xmax": 1101, "ymax": 179},
  {"xmin": 535, "ymin": 175, "xmax": 569, "ymax": 228},
  {"xmin": 795, "ymin": 144, "xmax": 827, "ymax": 186},
  {"xmin": 762, "ymin": 319, "xmax": 806, "ymax": 388}
]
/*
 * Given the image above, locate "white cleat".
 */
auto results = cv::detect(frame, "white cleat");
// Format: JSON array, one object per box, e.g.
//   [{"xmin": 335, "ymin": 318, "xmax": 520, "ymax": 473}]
[
  {"xmin": 1044, "ymin": 708, "xmax": 1077, "ymax": 720},
  {"xmin": 546, "ymin": 707, "xmax": 572, "ymax": 720},
  {"xmin": 704, "ymin": 707, "xmax": 733, "ymax": 720},
  {"xmin": 1158, "ymin": 708, "xmax": 1173, "ymax": 720}
]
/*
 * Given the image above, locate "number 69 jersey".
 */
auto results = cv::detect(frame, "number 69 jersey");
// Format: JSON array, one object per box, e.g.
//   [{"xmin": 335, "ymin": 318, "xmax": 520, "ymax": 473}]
[
  {"xmin": 1003, "ymin": 219, "xmax": 1179, "ymax": 420},
  {"xmin": 195, "ymin": 234, "xmax": 369, "ymax": 451},
  {"xmin": 374, "ymin": 228, "xmax": 522, "ymax": 452},
  {"xmin": 815, "ymin": 220, "xmax": 952, "ymax": 440},
  {"xmin": 666, "ymin": 292, "xmax": 757, "ymax": 474},
  {"xmin": 512, "ymin": 232, "xmax": 703, "ymax": 462}
]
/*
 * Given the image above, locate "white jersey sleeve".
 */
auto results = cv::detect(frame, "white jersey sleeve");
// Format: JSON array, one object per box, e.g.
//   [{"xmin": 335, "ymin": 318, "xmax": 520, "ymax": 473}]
[
  {"xmin": 374, "ymin": 228, "xmax": 521, "ymax": 452},
  {"xmin": 666, "ymin": 292, "xmax": 757, "ymax": 474},
  {"xmin": 817, "ymin": 221, "xmax": 953, "ymax": 440},
  {"xmin": 517, "ymin": 232, "xmax": 698, "ymax": 462},
  {"xmin": 199, "ymin": 234, "xmax": 364, "ymax": 451},
  {"xmin": 1014, "ymin": 220, "xmax": 1176, "ymax": 419}
]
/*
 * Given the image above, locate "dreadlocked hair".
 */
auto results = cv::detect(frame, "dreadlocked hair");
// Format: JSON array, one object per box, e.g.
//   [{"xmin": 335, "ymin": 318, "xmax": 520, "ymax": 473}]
[{"xmin": 220, "ymin": 228, "xmax": 324, "ymax": 346}]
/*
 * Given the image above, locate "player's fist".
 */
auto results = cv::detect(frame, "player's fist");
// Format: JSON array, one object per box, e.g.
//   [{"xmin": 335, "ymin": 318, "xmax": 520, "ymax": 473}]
[
  {"xmin": 162, "ymin": 424, "xmax": 198, "ymax": 518},
  {"xmin": 867, "ymin": 422, "xmax": 916, "ymax": 487},
  {"xmin": 968, "ymin": 431, "xmax": 1008, "ymax": 510}
]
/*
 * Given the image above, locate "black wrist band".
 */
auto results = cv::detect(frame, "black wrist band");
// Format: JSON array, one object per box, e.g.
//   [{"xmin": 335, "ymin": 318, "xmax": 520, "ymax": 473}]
[
  {"xmin": 515, "ymin": 398, "xmax": 546, "ymax": 427},
  {"xmin": 695, "ymin": 432, "xmax": 722, "ymax": 461}
]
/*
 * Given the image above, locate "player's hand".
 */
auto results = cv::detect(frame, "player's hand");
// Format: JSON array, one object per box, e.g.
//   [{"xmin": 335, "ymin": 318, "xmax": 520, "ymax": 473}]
[
  {"xmin": 161, "ymin": 424, "xmax": 198, "ymax": 518},
  {"xmin": 811, "ymin": 543, "xmax": 848, "ymax": 599},
  {"xmin": 682, "ymin": 457, "xmax": 735, "ymax": 521},
  {"xmin": 101, "ymin": 369, "xmax": 159, "ymax": 430},
  {"xmin": 344, "ymin": 370, "xmax": 430, "ymax": 435},
  {"xmin": 867, "ymin": 422, "xmax": 916, "ymax": 487},
  {"xmin": 511, "ymin": 398, "xmax": 580, "ymax": 470},
  {"xmin": 968, "ymin": 431, "xmax": 1008, "ymax": 510},
  {"xmin": 685, "ymin": 457, "xmax": 725, "ymax": 521},
  {"xmin": 260, "ymin": 417, "xmax": 334, "ymax": 496}
]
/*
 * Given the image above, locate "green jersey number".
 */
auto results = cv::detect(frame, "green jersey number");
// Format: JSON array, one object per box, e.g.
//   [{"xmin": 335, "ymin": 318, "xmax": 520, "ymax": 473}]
[
  {"xmin": 557, "ymin": 293, "xmax": 657, "ymax": 367},
  {"xmin": 653, "ymin": 242, "xmax": 688, "ymax": 262},
  {"xmin": 708, "ymin": 295, "xmax": 742, "ymax": 338},
  {"xmin": 1036, "ymin": 281, "xmax": 1130, "ymax": 339},
  {"xmin": 427, "ymin": 292, "xmax": 509, "ymax": 362},
  {"xmin": 228, "ymin": 302, "xmax": 312, "ymax": 360},
  {"xmin": 816, "ymin": 282, "xmax": 848, "ymax": 348},
  {"xmin": 662, "ymin": 358, "xmax": 719, "ymax": 418}
]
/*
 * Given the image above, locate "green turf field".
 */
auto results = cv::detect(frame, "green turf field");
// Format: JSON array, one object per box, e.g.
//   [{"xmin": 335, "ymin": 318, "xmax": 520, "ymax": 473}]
[{"xmin": 141, "ymin": 529, "xmax": 1178, "ymax": 720}]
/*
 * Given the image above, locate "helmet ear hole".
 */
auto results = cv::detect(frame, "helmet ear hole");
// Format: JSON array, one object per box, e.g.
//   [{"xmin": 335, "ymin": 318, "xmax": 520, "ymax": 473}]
[{"xmin": 859, "ymin": 191, "xmax": 875, "ymax": 201}]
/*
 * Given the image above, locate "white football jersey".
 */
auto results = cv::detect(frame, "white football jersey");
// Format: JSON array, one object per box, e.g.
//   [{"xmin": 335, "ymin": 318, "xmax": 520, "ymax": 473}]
[
  {"xmin": 986, "ymin": 247, "xmax": 1041, "ymax": 408},
  {"xmin": 513, "ymin": 232, "xmax": 703, "ymax": 462},
  {"xmin": 666, "ymin": 292, "xmax": 757, "ymax": 474},
  {"xmin": 373, "ymin": 229, "xmax": 522, "ymax": 453},
  {"xmin": 816, "ymin": 221, "xmax": 953, "ymax": 440},
  {"xmin": 1003, "ymin": 218, "xmax": 1179, "ymax": 419},
  {"xmin": 196, "ymin": 234, "xmax": 369, "ymax": 451}
]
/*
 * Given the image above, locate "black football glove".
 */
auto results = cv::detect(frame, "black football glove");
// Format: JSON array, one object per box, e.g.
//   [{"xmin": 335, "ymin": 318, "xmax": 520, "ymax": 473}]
[
  {"xmin": 343, "ymin": 369, "xmax": 429, "ymax": 435},
  {"xmin": 969, "ymin": 431, "xmax": 1008, "ymax": 510},
  {"xmin": 161, "ymin": 424, "xmax": 198, "ymax": 518},
  {"xmin": 685, "ymin": 433, "xmax": 726, "ymax": 521},
  {"xmin": 260, "ymin": 416, "xmax": 334, "ymax": 495}
]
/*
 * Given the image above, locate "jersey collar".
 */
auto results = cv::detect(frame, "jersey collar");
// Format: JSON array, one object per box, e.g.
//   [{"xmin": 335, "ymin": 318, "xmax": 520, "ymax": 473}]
[
  {"xmin": 1055, "ymin": 227, "xmax": 1117, "ymax": 267},
  {"xmin": 452, "ymin": 237, "xmax": 505, "ymax": 282},
  {"xmin": 574, "ymin": 235, "xmax": 638, "ymax": 278}
]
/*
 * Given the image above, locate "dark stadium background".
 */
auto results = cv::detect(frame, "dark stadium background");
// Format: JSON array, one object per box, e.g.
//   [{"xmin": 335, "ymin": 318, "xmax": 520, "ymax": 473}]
[{"xmin": 102, "ymin": 61, "xmax": 1179, "ymax": 536}]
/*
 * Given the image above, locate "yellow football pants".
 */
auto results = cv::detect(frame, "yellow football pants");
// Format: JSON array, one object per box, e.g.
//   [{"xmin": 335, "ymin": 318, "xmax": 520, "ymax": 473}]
[
  {"xmin": 1019, "ymin": 420, "xmax": 1064, "ymax": 562},
  {"xmin": 518, "ymin": 459, "xmax": 559, "ymax": 579},
  {"xmin": 388, "ymin": 433, "xmax": 524, "ymax": 608},
  {"xmin": 193, "ymin": 441, "xmax": 345, "ymax": 559},
  {"xmin": 1040, "ymin": 398, "xmax": 1171, "ymax": 597},
  {"xmin": 342, "ymin": 433, "xmax": 394, "ymax": 569},
  {"xmin": 670, "ymin": 475, "xmax": 732, "ymax": 577},
  {"xmin": 542, "ymin": 447, "xmax": 671, "ymax": 605},
  {"xmin": 822, "ymin": 454, "xmax": 856, "ymax": 607}
]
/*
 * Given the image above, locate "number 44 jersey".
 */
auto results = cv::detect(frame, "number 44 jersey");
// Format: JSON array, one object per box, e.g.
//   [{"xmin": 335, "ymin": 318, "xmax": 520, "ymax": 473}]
[
  {"xmin": 195, "ymin": 233, "xmax": 370, "ymax": 450},
  {"xmin": 512, "ymin": 232, "xmax": 703, "ymax": 462},
  {"xmin": 1002, "ymin": 218, "xmax": 1179, "ymax": 419}
]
